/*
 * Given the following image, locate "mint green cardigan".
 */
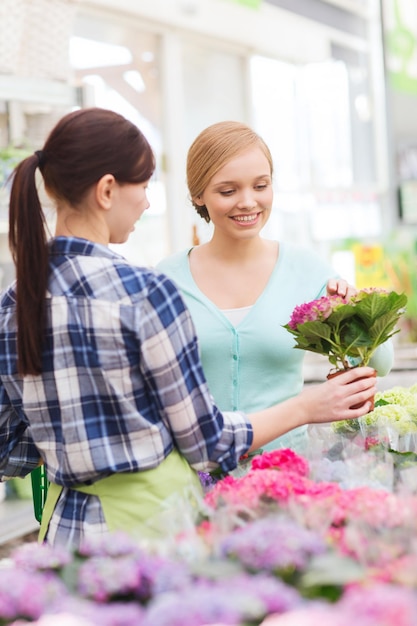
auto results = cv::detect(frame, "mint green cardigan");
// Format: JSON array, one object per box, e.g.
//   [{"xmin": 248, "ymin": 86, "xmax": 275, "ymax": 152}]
[{"xmin": 157, "ymin": 242, "xmax": 393, "ymax": 453}]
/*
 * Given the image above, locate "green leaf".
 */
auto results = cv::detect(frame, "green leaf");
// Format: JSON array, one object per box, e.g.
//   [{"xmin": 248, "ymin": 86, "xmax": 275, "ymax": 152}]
[
  {"xmin": 300, "ymin": 553, "xmax": 365, "ymax": 588},
  {"xmin": 341, "ymin": 319, "xmax": 372, "ymax": 347},
  {"xmin": 284, "ymin": 290, "xmax": 408, "ymax": 368}
]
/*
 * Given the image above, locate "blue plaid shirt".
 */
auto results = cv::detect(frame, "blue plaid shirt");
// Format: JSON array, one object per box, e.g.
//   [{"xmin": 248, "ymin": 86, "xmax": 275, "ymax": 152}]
[{"xmin": 0, "ymin": 238, "xmax": 252, "ymax": 543}]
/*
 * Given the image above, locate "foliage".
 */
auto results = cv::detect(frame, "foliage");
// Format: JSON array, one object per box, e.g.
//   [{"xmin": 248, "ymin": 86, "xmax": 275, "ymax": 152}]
[
  {"xmin": 0, "ymin": 146, "xmax": 31, "ymax": 187},
  {"xmin": 284, "ymin": 288, "xmax": 407, "ymax": 371}
]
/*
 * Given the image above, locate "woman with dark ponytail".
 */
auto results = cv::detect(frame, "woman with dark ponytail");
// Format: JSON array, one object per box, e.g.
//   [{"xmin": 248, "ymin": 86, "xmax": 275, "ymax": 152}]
[{"xmin": 0, "ymin": 107, "xmax": 377, "ymax": 549}]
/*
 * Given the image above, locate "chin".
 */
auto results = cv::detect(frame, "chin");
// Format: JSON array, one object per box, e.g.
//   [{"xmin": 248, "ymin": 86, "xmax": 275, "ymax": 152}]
[{"xmin": 110, "ymin": 236, "xmax": 128, "ymax": 245}]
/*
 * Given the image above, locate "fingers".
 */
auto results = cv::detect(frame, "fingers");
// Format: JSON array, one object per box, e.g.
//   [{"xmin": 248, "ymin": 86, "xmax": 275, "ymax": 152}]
[
  {"xmin": 326, "ymin": 368, "xmax": 377, "ymax": 421},
  {"xmin": 326, "ymin": 278, "xmax": 357, "ymax": 300},
  {"xmin": 332, "ymin": 366, "xmax": 376, "ymax": 384},
  {"xmin": 344, "ymin": 400, "xmax": 374, "ymax": 419},
  {"xmin": 306, "ymin": 368, "xmax": 375, "ymax": 423},
  {"xmin": 329, "ymin": 368, "xmax": 377, "ymax": 399}
]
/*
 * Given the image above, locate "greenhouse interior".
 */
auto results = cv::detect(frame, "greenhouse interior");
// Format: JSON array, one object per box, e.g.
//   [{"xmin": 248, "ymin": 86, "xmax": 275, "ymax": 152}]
[{"xmin": 1, "ymin": 1, "xmax": 417, "ymax": 625}]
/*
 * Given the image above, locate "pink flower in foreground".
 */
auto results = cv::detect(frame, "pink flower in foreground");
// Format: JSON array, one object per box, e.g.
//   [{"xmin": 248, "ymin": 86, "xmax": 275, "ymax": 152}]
[
  {"xmin": 332, "ymin": 487, "xmax": 417, "ymax": 529},
  {"xmin": 379, "ymin": 554, "xmax": 417, "ymax": 586},
  {"xmin": 251, "ymin": 449, "xmax": 309, "ymax": 476},
  {"xmin": 259, "ymin": 606, "xmax": 350, "ymax": 626},
  {"xmin": 204, "ymin": 469, "xmax": 313, "ymax": 510},
  {"xmin": 11, "ymin": 616, "xmax": 94, "ymax": 626},
  {"xmin": 261, "ymin": 582, "xmax": 417, "ymax": 626},
  {"xmin": 340, "ymin": 582, "xmax": 417, "ymax": 625}
]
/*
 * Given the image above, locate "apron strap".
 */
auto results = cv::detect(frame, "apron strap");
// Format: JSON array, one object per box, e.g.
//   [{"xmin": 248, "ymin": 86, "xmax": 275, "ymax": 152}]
[{"xmin": 38, "ymin": 482, "xmax": 63, "ymax": 542}]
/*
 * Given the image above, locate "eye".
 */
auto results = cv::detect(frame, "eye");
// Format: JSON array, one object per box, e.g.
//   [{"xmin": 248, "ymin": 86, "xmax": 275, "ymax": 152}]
[
  {"xmin": 255, "ymin": 183, "xmax": 268, "ymax": 191},
  {"xmin": 219, "ymin": 189, "xmax": 235, "ymax": 196}
]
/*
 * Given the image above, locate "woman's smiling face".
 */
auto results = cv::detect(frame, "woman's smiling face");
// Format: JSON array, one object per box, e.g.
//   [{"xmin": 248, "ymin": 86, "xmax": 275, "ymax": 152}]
[{"xmin": 196, "ymin": 147, "xmax": 273, "ymax": 239}]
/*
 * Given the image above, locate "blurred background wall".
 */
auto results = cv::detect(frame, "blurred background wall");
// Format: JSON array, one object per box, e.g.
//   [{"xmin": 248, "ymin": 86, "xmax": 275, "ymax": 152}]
[{"xmin": 0, "ymin": 0, "xmax": 416, "ymax": 339}]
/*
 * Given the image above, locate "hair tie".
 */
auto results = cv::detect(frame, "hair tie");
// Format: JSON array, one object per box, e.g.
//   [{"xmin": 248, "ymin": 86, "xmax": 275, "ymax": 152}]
[{"xmin": 34, "ymin": 150, "xmax": 45, "ymax": 168}]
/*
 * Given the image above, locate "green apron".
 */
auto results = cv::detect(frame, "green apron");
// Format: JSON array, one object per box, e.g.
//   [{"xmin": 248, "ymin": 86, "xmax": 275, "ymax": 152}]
[{"xmin": 39, "ymin": 449, "xmax": 204, "ymax": 543}]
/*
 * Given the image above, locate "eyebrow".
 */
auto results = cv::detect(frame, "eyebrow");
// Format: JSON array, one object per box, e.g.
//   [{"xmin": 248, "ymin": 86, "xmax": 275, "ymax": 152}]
[{"xmin": 212, "ymin": 174, "xmax": 271, "ymax": 187}]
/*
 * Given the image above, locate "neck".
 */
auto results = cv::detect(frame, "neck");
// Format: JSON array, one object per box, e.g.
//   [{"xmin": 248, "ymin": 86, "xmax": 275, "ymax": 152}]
[
  {"xmin": 55, "ymin": 208, "xmax": 109, "ymax": 246},
  {"xmin": 207, "ymin": 233, "xmax": 269, "ymax": 262}
]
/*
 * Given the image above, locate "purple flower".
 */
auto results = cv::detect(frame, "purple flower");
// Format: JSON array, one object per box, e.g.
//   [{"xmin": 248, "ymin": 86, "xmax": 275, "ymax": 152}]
[
  {"xmin": 221, "ymin": 572, "xmax": 301, "ymax": 614},
  {"xmin": 219, "ymin": 516, "xmax": 326, "ymax": 574},
  {"xmin": 0, "ymin": 567, "xmax": 66, "ymax": 621},
  {"xmin": 77, "ymin": 555, "xmax": 144, "ymax": 602},
  {"xmin": 142, "ymin": 573, "xmax": 300, "ymax": 626},
  {"xmin": 34, "ymin": 597, "xmax": 145, "ymax": 626},
  {"xmin": 11, "ymin": 541, "xmax": 72, "ymax": 571},
  {"xmin": 149, "ymin": 555, "xmax": 192, "ymax": 594},
  {"xmin": 89, "ymin": 601, "xmax": 145, "ymax": 626},
  {"xmin": 76, "ymin": 550, "xmax": 191, "ymax": 603},
  {"xmin": 78, "ymin": 532, "xmax": 142, "ymax": 558},
  {"xmin": 198, "ymin": 471, "xmax": 218, "ymax": 492}
]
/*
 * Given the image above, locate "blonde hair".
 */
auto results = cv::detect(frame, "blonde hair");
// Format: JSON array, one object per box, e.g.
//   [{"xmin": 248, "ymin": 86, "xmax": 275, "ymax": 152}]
[{"xmin": 187, "ymin": 121, "xmax": 273, "ymax": 223}]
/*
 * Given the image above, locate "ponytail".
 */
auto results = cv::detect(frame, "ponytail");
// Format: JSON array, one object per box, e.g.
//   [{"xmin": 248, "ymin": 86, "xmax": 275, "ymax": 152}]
[{"xmin": 9, "ymin": 154, "xmax": 48, "ymax": 375}]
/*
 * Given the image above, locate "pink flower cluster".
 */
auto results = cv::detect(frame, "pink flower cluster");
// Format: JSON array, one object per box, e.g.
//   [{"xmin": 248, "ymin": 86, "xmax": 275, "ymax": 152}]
[
  {"xmin": 287, "ymin": 295, "xmax": 345, "ymax": 330},
  {"xmin": 251, "ymin": 448, "xmax": 309, "ymax": 476},
  {"xmin": 203, "ymin": 448, "xmax": 417, "ymax": 581},
  {"xmin": 261, "ymin": 582, "xmax": 417, "ymax": 626}
]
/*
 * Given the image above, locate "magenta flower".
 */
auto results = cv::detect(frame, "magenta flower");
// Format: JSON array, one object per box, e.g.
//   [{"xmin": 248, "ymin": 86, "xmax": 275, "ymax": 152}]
[
  {"xmin": 251, "ymin": 449, "xmax": 309, "ymax": 476},
  {"xmin": 287, "ymin": 295, "xmax": 345, "ymax": 330}
]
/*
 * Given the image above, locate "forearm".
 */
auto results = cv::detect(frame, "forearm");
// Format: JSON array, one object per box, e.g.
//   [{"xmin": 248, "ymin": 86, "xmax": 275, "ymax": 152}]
[
  {"xmin": 247, "ymin": 366, "xmax": 377, "ymax": 452},
  {"xmin": 248, "ymin": 395, "xmax": 307, "ymax": 451}
]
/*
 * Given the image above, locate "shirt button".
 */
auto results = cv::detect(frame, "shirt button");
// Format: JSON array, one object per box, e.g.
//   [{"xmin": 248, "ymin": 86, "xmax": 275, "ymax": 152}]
[{"xmin": 233, "ymin": 354, "xmax": 238, "ymax": 360}]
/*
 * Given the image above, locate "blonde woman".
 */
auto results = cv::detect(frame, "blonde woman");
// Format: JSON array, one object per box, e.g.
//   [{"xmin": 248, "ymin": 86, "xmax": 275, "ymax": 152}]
[{"xmin": 158, "ymin": 121, "xmax": 392, "ymax": 454}]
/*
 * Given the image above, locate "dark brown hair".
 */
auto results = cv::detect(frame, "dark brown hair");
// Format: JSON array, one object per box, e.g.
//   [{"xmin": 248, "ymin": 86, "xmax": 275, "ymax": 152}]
[
  {"xmin": 187, "ymin": 120, "xmax": 273, "ymax": 223},
  {"xmin": 8, "ymin": 107, "xmax": 155, "ymax": 375}
]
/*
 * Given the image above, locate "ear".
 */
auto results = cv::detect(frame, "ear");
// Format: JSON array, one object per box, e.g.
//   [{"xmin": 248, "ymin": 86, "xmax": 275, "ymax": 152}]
[
  {"xmin": 95, "ymin": 174, "xmax": 116, "ymax": 210},
  {"xmin": 194, "ymin": 195, "xmax": 205, "ymax": 207}
]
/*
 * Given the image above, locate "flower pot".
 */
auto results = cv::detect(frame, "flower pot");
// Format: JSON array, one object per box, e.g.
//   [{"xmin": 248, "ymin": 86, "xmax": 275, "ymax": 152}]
[{"xmin": 326, "ymin": 368, "xmax": 376, "ymax": 412}]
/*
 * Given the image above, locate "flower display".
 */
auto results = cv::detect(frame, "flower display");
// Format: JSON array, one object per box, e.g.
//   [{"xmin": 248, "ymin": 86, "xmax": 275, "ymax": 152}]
[
  {"xmin": 3, "ymin": 438, "xmax": 417, "ymax": 626},
  {"xmin": 331, "ymin": 384, "xmax": 417, "ymax": 451},
  {"xmin": 304, "ymin": 383, "xmax": 417, "ymax": 498},
  {"xmin": 284, "ymin": 288, "xmax": 407, "ymax": 371}
]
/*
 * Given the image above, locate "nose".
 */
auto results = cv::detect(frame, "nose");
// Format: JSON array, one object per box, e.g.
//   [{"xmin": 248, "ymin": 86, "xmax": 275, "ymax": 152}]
[{"xmin": 236, "ymin": 189, "xmax": 257, "ymax": 210}]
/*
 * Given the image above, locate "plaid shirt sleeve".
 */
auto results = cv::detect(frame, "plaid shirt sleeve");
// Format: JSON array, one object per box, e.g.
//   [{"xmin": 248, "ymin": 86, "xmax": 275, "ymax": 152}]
[
  {"xmin": 0, "ymin": 386, "xmax": 41, "ymax": 479},
  {"xmin": 139, "ymin": 273, "xmax": 253, "ymax": 473}
]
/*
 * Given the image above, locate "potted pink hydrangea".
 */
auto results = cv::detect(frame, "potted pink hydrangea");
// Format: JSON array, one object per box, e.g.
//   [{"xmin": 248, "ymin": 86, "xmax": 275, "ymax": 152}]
[{"xmin": 284, "ymin": 288, "xmax": 407, "ymax": 373}]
